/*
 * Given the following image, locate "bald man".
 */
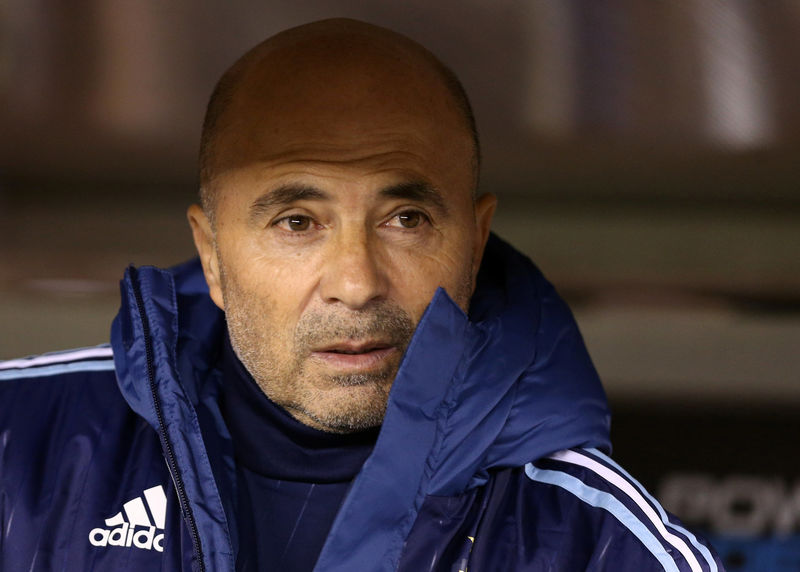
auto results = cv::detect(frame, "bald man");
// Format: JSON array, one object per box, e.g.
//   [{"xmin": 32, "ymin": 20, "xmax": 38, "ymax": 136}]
[{"xmin": 0, "ymin": 19, "xmax": 723, "ymax": 572}]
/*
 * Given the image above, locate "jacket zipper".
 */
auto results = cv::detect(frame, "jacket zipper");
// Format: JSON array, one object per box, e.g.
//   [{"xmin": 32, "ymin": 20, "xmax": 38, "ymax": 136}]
[{"xmin": 131, "ymin": 269, "xmax": 206, "ymax": 572}]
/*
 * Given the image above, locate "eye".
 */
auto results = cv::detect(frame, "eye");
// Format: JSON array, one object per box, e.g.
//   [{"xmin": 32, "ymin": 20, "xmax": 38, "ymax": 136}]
[
  {"xmin": 274, "ymin": 214, "xmax": 313, "ymax": 231},
  {"xmin": 388, "ymin": 210, "xmax": 428, "ymax": 229}
]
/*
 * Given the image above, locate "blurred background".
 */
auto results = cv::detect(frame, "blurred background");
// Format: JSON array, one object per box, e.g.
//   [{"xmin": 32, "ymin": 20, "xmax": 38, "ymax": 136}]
[{"xmin": 1, "ymin": 1, "xmax": 798, "ymax": 569}]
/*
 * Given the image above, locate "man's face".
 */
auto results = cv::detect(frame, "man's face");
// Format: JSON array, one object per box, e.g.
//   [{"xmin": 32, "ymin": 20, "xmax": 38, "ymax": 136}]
[{"xmin": 189, "ymin": 32, "xmax": 495, "ymax": 432}]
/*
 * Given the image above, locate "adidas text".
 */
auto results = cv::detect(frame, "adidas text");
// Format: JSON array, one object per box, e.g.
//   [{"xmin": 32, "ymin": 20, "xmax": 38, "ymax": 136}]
[
  {"xmin": 89, "ymin": 485, "xmax": 167, "ymax": 552},
  {"xmin": 89, "ymin": 523, "xmax": 164, "ymax": 552}
]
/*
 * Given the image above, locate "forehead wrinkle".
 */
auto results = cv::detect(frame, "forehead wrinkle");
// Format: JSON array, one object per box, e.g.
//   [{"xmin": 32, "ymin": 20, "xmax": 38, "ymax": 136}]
[
  {"xmin": 248, "ymin": 135, "xmax": 438, "ymax": 166},
  {"xmin": 221, "ymin": 145, "xmax": 450, "ymax": 190}
]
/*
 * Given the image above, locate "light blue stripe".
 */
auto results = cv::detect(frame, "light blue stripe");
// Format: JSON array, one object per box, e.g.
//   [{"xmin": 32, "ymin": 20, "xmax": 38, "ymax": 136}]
[
  {"xmin": 0, "ymin": 360, "xmax": 115, "ymax": 380},
  {"xmin": 35, "ymin": 343, "xmax": 111, "ymax": 357},
  {"xmin": 525, "ymin": 463, "xmax": 678, "ymax": 572},
  {"xmin": 585, "ymin": 448, "xmax": 717, "ymax": 572}
]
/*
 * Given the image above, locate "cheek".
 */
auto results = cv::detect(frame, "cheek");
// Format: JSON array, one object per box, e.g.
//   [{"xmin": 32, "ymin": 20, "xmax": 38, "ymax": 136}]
[
  {"xmin": 239, "ymin": 268, "xmax": 311, "ymax": 334},
  {"xmin": 225, "ymin": 235, "xmax": 321, "ymax": 318},
  {"xmin": 386, "ymin": 243, "xmax": 473, "ymax": 318}
]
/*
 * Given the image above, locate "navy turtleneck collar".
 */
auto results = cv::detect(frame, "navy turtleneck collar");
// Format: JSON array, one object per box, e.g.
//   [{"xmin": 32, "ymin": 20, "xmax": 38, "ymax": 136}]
[{"xmin": 219, "ymin": 331, "xmax": 379, "ymax": 483}]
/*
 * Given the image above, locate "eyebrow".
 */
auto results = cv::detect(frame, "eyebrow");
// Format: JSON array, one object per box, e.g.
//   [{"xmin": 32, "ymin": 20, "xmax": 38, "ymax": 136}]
[
  {"xmin": 249, "ymin": 185, "xmax": 330, "ymax": 220},
  {"xmin": 379, "ymin": 181, "xmax": 448, "ymax": 215},
  {"xmin": 248, "ymin": 180, "xmax": 448, "ymax": 222}
]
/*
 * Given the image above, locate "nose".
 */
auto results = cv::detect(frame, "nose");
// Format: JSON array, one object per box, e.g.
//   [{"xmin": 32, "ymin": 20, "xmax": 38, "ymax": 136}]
[{"xmin": 319, "ymin": 227, "xmax": 389, "ymax": 309}]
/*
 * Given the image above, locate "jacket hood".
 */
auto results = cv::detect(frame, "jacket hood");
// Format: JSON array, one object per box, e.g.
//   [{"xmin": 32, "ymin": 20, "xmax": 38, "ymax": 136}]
[{"xmin": 111, "ymin": 232, "xmax": 610, "ymax": 571}]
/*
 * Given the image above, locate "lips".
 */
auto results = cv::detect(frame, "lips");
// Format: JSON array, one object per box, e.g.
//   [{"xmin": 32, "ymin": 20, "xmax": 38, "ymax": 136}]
[
  {"xmin": 311, "ymin": 341, "xmax": 397, "ymax": 370},
  {"xmin": 316, "ymin": 341, "xmax": 391, "ymax": 354}
]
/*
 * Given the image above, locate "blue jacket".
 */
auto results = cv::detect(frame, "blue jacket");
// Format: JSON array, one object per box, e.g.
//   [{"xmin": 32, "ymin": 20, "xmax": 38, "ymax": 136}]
[{"xmin": 0, "ymin": 235, "xmax": 723, "ymax": 571}]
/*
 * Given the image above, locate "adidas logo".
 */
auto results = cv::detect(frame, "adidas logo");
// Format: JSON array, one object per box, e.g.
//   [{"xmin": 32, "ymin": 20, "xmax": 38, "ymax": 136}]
[{"xmin": 88, "ymin": 485, "xmax": 167, "ymax": 552}]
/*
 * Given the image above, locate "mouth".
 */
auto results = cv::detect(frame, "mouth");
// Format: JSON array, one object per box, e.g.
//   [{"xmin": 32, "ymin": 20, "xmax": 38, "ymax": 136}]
[
  {"xmin": 317, "ymin": 340, "xmax": 392, "ymax": 354},
  {"xmin": 310, "ymin": 341, "xmax": 397, "ymax": 370}
]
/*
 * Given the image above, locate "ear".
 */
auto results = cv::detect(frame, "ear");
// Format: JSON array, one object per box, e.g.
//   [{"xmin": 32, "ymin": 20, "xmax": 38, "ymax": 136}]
[
  {"xmin": 471, "ymin": 192, "xmax": 497, "ymax": 280},
  {"xmin": 187, "ymin": 204, "xmax": 225, "ymax": 310}
]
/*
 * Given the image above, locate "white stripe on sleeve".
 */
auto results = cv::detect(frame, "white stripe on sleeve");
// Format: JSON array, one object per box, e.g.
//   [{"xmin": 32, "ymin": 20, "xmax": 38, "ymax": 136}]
[
  {"xmin": 0, "ymin": 346, "xmax": 113, "ymax": 370},
  {"xmin": 548, "ymin": 449, "xmax": 706, "ymax": 572}
]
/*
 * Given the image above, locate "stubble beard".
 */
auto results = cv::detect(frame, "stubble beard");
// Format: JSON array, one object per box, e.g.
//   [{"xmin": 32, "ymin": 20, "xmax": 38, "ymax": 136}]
[
  {"xmin": 220, "ymin": 249, "xmax": 476, "ymax": 434},
  {"xmin": 221, "ymin": 266, "xmax": 416, "ymax": 433}
]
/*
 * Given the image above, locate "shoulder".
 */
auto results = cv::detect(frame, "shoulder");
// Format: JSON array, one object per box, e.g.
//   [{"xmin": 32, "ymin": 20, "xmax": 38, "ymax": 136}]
[
  {"xmin": 515, "ymin": 448, "xmax": 724, "ymax": 571},
  {"xmin": 0, "ymin": 344, "xmax": 161, "ymax": 503},
  {"xmin": 0, "ymin": 344, "xmax": 130, "ymax": 462},
  {"xmin": 0, "ymin": 347, "xmax": 177, "ymax": 570}
]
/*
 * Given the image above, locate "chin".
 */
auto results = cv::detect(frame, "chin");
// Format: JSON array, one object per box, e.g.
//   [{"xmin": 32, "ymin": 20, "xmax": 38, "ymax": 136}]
[{"xmin": 291, "ymin": 382, "xmax": 391, "ymax": 433}]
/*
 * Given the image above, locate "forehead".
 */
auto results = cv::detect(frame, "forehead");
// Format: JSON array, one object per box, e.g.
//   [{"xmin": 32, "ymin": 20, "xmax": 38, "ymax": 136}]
[
  {"xmin": 216, "ymin": 151, "xmax": 468, "ymax": 224},
  {"xmin": 208, "ymin": 36, "xmax": 475, "ymax": 199}
]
